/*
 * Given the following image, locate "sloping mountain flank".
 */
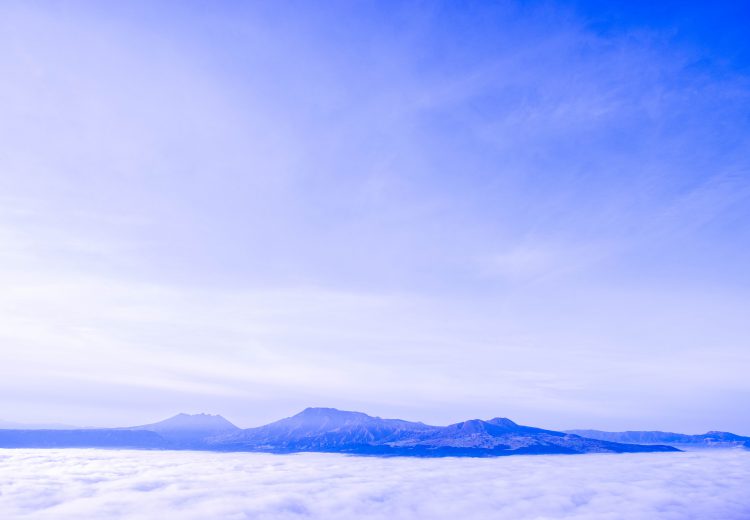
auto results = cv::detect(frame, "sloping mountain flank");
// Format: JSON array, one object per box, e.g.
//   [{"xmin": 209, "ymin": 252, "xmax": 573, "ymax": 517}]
[{"xmin": 211, "ymin": 407, "xmax": 436, "ymax": 451}]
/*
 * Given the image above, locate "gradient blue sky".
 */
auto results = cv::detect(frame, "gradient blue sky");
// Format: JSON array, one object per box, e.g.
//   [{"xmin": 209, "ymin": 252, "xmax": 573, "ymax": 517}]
[{"xmin": 1, "ymin": 0, "xmax": 749, "ymax": 432}]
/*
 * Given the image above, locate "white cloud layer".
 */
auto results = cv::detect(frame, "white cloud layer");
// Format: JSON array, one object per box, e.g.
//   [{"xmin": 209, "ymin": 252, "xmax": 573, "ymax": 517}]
[{"xmin": 0, "ymin": 449, "xmax": 749, "ymax": 520}]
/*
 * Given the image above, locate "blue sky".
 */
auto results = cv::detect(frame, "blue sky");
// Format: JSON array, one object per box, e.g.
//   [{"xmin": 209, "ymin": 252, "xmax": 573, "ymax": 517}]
[{"xmin": 0, "ymin": 0, "xmax": 748, "ymax": 432}]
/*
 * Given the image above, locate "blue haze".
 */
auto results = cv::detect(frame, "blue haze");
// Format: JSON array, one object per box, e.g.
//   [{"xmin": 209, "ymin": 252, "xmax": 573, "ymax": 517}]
[{"xmin": 0, "ymin": 1, "xmax": 748, "ymax": 432}]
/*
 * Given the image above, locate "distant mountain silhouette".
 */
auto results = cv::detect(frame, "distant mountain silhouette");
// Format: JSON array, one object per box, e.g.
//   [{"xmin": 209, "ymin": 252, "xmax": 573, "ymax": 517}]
[
  {"xmin": 566, "ymin": 429, "xmax": 750, "ymax": 449},
  {"xmin": 0, "ymin": 429, "xmax": 165, "ymax": 448},
  {"xmin": 0, "ymin": 413, "xmax": 238, "ymax": 450},
  {"xmin": 127, "ymin": 413, "xmax": 239, "ymax": 445},
  {"xmin": 0, "ymin": 419, "xmax": 79, "ymax": 430},
  {"xmin": 0, "ymin": 408, "xmax": 685, "ymax": 456}
]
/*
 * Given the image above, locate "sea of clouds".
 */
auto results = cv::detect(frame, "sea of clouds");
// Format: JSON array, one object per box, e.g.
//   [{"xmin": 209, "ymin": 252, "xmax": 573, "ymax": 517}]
[{"xmin": 0, "ymin": 449, "xmax": 749, "ymax": 519}]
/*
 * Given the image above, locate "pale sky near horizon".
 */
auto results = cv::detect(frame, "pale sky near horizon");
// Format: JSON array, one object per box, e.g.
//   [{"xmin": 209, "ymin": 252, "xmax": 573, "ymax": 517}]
[{"xmin": 1, "ymin": 0, "xmax": 749, "ymax": 433}]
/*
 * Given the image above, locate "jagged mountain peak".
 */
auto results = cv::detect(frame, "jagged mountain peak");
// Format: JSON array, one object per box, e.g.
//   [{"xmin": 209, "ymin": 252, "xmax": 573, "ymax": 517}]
[
  {"xmin": 295, "ymin": 407, "xmax": 371, "ymax": 419},
  {"xmin": 287, "ymin": 407, "xmax": 429, "ymax": 429},
  {"xmin": 449, "ymin": 419, "xmax": 493, "ymax": 432},
  {"xmin": 437, "ymin": 417, "xmax": 522, "ymax": 434},
  {"xmin": 487, "ymin": 417, "xmax": 519, "ymax": 428}
]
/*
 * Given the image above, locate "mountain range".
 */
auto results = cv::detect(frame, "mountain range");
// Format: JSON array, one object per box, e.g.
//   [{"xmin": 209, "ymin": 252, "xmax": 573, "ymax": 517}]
[
  {"xmin": 566, "ymin": 429, "xmax": 750, "ymax": 449},
  {"xmin": 0, "ymin": 407, "xmax": 687, "ymax": 456}
]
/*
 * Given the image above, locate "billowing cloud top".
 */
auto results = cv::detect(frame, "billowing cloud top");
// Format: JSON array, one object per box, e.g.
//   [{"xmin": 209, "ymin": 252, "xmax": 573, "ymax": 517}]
[{"xmin": 1, "ymin": 449, "xmax": 749, "ymax": 519}]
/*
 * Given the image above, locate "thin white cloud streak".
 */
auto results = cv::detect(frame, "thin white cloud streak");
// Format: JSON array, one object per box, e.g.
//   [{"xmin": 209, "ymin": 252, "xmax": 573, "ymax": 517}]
[{"xmin": 0, "ymin": 449, "xmax": 749, "ymax": 520}]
